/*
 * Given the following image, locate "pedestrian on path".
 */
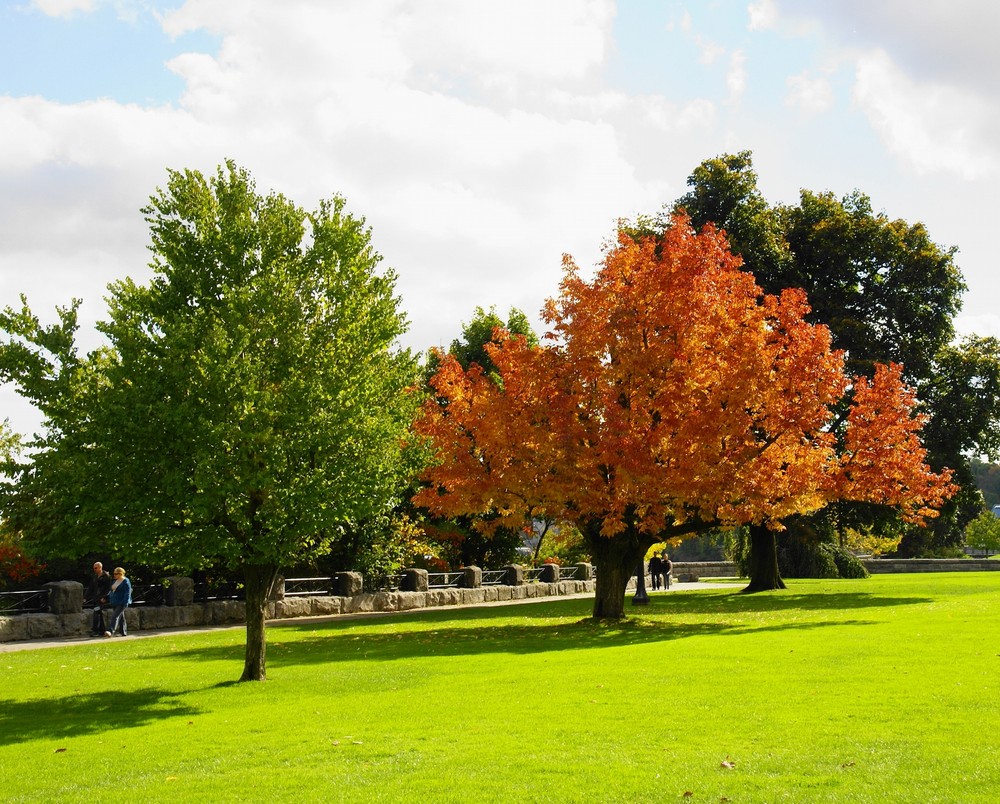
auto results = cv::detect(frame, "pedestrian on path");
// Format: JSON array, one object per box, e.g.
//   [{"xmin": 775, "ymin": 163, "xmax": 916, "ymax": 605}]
[
  {"xmin": 84, "ymin": 562, "xmax": 113, "ymax": 636},
  {"xmin": 106, "ymin": 567, "xmax": 132, "ymax": 637}
]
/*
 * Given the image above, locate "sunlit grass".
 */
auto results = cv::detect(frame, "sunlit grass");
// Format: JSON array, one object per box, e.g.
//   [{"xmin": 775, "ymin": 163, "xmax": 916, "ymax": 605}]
[{"xmin": 2, "ymin": 573, "xmax": 999, "ymax": 802}]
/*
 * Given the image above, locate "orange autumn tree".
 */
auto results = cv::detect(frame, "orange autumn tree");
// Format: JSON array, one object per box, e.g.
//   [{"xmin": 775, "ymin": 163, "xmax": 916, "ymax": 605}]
[{"xmin": 414, "ymin": 216, "xmax": 952, "ymax": 617}]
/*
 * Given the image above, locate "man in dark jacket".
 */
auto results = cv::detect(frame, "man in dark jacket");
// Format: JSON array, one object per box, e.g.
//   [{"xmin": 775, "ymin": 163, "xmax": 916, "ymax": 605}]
[{"xmin": 84, "ymin": 562, "xmax": 113, "ymax": 636}]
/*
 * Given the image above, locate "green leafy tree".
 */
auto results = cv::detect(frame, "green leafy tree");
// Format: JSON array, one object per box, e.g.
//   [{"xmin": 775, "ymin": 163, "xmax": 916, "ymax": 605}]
[
  {"xmin": 964, "ymin": 510, "xmax": 1000, "ymax": 555},
  {"xmin": 0, "ymin": 162, "xmax": 421, "ymax": 681}
]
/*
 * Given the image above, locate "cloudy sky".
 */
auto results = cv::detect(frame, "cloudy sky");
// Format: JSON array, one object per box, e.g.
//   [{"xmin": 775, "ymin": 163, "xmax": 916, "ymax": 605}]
[{"xmin": 1, "ymin": 0, "xmax": 998, "ymax": 436}]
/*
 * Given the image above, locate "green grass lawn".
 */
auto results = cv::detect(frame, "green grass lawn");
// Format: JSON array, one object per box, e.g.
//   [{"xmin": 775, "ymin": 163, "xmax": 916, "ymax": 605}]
[{"xmin": 2, "ymin": 573, "xmax": 999, "ymax": 803}]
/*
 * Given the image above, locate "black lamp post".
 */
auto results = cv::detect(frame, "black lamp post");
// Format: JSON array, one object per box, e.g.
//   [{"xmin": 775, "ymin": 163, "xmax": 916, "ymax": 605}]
[{"xmin": 632, "ymin": 559, "xmax": 650, "ymax": 605}]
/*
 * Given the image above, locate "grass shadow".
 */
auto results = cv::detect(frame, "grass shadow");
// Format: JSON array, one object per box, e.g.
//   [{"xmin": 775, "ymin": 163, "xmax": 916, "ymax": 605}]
[
  {"xmin": 157, "ymin": 610, "xmax": 879, "ymax": 668},
  {"xmin": 647, "ymin": 589, "xmax": 933, "ymax": 615},
  {"xmin": 0, "ymin": 687, "xmax": 202, "ymax": 746}
]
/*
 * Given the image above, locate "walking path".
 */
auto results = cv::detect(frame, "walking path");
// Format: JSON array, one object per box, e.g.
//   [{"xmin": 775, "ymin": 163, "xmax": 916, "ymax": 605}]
[{"xmin": 0, "ymin": 580, "xmax": 738, "ymax": 654}]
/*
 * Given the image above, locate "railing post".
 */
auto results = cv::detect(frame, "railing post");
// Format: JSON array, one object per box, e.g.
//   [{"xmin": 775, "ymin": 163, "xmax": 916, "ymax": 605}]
[
  {"xmin": 164, "ymin": 576, "xmax": 195, "ymax": 606},
  {"xmin": 539, "ymin": 563, "xmax": 560, "ymax": 583},
  {"xmin": 575, "ymin": 562, "xmax": 594, "ymax": 581},
  {"xmin": 462, "ymin": 565, "xmax": 482, "ymax": 588},
  {"xmin": 335, "ymin": 572, "xmax": 363, "ymax": 597},
  {"xmin": 402, "ymin": 568, "xmax": 429, "ymax": 592},
  {"xmin": 269, "ymin": 575, "xmax": 285, "ymax": 601},
  {"xmin": 44, "ymin": 581, "xmax": 83, "ymax": 614},
  {"xmin": 503, "ymin": 564, "xmax": 524, "ymax": 586}
]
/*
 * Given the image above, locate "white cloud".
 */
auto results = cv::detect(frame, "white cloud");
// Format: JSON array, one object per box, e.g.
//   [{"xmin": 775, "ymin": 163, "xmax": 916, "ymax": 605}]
[
  {"xmin": 726, "ymin": 50, "xmax": 747, "ymax": 101},
  {"xmin": 746, "ymin": 0, "xmax": 777, "ymax": 31},
  {"xmin": 31, "ymin": 0, "xmax": 96, "ymax": 17},
  {"xmin": 785, "ymin": 71, "xmax": 833, "ymax": 115},
  {"xmin": 853, "ymin": 49, "xmax": 1000, "ymax": 179}
]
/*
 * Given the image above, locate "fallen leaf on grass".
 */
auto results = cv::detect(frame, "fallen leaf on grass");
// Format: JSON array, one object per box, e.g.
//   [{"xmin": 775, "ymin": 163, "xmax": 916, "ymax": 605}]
[
  {"xmin": 720, "ymin": 758, "xmax": 736, "ymax": 770},
  {"xmin": 682, "ymin": 792, "xmax": 693, "ymax": 799},
  {"xmin": 166, "ymin": 776, "xmax": 178, "ymax": 782},
  {"xmin": 54, "ymin": 748, "xmax": 67, "ymax": 753},
  {"xmin": 841, "ymin": 761, "xmax": 856, "ymax": 768}
]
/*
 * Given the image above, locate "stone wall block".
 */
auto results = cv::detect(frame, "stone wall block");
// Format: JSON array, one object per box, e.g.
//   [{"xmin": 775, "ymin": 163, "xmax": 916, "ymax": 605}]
[
  {"xmin": 0, "ymin": 616, "xmax": 28, "ymax": 642},
  {"xmin": 462, "ymin": 566, "xmax": 483, "ymax": 589},
  {"xmin": 311, "ymin": 596, "xmax": 343, "ymax": 616},
  {"xmin": 336, "ymin": 572, "xmax": 364, "ymax": 597},
  {"xmin": 274, "ymin": 598, "xmax": 312, "ymax": 619},
  {"xmin": 396, "ymin": 592, "xmax": 427, "ymax": 611},
  {"xmin": 164, "ymin": 576, "xmax": 195, "ymax": 606},
  {"xmin": 43, "ymin": 581, "xmax": 83, "ymax": 615},
  {"xmin": 402, "ymin": 569, "xmax": 429, "ymax": 593}
]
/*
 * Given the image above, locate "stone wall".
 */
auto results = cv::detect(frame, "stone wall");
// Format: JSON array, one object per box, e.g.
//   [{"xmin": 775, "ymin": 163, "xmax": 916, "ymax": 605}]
[{"xmin": 0, "ymin": 577, "xmax": 596, "ymax": 644}]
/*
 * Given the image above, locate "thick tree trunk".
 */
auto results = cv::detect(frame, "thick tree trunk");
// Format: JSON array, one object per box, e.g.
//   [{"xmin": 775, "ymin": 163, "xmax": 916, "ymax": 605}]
[
  {"xmin": 742, "ymin": 523, "xmax": 787, "ymax": 593},
  {"xmin": 240, "ymin": 563, "xmax": 280, "ymax": 682},
  {"xmin": 586, "ymin": 522, "xmax": 649, "ymax": 619}
]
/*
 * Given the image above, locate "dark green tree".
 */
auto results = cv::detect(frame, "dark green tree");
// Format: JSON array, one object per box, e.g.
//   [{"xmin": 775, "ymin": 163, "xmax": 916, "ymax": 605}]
[{"xmin": 0, "ymin": 162, "xmax": 421, "ymax": 680}]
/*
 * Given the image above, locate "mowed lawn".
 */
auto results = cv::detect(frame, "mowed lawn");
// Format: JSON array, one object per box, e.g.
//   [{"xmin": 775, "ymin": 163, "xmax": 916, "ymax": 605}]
[{"xmin": 2, "ymin": 573, "xmax": 999, "ymax": 803}]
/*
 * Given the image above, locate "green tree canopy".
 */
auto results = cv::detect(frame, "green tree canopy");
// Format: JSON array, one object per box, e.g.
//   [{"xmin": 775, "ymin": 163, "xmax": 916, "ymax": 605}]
[{"xmin": 0, "ymin": 162, "xmax": 421, "ymax": 680}]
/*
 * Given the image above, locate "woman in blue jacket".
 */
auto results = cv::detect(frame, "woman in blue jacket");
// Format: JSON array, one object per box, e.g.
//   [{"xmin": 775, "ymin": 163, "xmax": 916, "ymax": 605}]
[{"xmin": 105, "ymin": 567, "xmax": 132, "ymax": 637}]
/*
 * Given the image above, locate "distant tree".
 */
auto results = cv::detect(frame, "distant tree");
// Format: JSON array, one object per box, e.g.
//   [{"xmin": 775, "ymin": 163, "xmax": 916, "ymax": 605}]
[
  {"xmin": 971, "ymin": 459, "xmax": 1000, "ymax": 510},
  {"xmin": 964, "ymin": 510, "xmax": 1000, "ymax": 555},
  {"xmin": 415, "ymin": 217, "xmax": 951, "ymax": 615},
  {"xmin": 0, "ymin": 162, "xmax": 421, "ymax": 681}
]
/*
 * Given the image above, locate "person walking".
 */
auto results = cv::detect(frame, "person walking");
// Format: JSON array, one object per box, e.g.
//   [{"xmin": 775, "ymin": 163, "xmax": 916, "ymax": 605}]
[
  {"xmin": 105, "ymin": 567, "xmax": 132, "ymax": 637},
  {"xmin": 648, "ymin": 553, "xmax": 662, "ymax": 591},
  {"xmin": 662, "ymin": 554, "xmax": 673, "ymax": 590},
  {"xmin": 84, "ymin": 562, "xmax": 113, "ymax": 636}
]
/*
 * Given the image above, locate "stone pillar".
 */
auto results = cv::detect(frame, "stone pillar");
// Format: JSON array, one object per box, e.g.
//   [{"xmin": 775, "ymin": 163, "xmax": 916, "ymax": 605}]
[
  {"xmin": 164, "ymin": 576, "xmax": 195, "ymax": 606},
  {"xmin": 402, "ymin": 568, "xmax": 429, "ymax": 592},
  {"xmin": 503, "ymin": 564, "xmax": 524, "ymax": 586},
  {"xmin": 540, "ymin": 563, "xmax": 560, "ymax": 583},
  {"xmin": 269, "ymin": 575, "xmax": 285, "ymax": 601},
  {"xmin": 575, "ymin": 562, "xmax": 594, "ymax": 581},
  {"xmin": 335, "ymin": 572, "xmax": 363, "ymax": 597},
  {"xmin": 462, "ymin": 565, "xmax": 482, "ymax": 588},
  {"xmin": 44, "ymin": 581, "xmax": 83, "ymax": 614}
]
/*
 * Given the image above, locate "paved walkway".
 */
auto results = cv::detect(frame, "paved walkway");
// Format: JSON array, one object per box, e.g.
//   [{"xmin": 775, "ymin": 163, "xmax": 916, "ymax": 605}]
[{"xmin": 0, "ymin": 580, "xmax": 738, "ymax": 653}]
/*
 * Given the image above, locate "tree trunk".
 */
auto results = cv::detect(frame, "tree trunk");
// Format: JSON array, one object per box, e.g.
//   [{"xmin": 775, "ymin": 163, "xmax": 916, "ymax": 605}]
[
  {"xmin": 240, "ymin": 563, "xmax": 280, "ymax": 682},
  {"xmin": 742, "ymin": 523, "xmax": 786, "ymax": 593},
  {"xmin": 586, "ymin": 522, "xmax": 649, "ymax": 619}
]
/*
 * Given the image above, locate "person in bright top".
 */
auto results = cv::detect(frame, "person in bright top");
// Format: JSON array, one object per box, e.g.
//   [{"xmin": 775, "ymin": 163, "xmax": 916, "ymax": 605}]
[{"xmin": 105, "ymin": 567, "xmax": 132, "ymax": 637}]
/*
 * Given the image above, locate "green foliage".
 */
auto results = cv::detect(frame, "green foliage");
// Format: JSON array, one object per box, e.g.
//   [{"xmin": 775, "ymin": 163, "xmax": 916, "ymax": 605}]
[
  {"xmin": 965, "ymin": 510, "xmax": 1000, "ymax": 554},
  {"xmin": 424, "ymin": 304, "xmax": 538, "ymax": 385},
  {"xmin": 972, "ymin": 459, "xmax": 1000, "ymax": 508},
  {"xmin": 0, "ymin": 162, "xmax": 423, "ymax": 679}
]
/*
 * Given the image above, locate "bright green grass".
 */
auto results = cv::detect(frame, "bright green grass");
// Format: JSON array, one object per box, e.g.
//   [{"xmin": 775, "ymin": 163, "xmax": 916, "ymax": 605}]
[{"xmin": 2, "ymin": 573, "xmax": 1000, "ymax": 803}]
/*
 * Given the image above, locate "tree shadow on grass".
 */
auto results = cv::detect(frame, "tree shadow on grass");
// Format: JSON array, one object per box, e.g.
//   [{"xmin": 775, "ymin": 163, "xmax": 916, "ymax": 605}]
[
  {"xmin": 648, "ymin": 589, "xmax": 933, "ymax": 615},
  {"xmin": 0, "ymin": 687, "xmax": 202, "ymax": 746},
  {"xmin": 156, "ymin": 610, "xmax": 881, "ymax": 669}
]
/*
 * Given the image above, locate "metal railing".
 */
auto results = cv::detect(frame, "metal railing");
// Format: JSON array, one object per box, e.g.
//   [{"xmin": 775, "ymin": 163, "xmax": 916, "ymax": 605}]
[
  {"xmin": 130, "ymin": 582, "xmax": 167, "ymax": 606},
  {"xmin": 283, "ymin": 577, "xmax": 333, "ymax": 597},
  {"xmin": 559, "ymin": 565, "xmax": 579, "ymax": 580},
  {"xmin": 427, "ymin": 571, "xmax": 465, "ymax": 588},
  {"xmin": 0, "ymin": 589, "xmax": 50, "ymax": 615},
  {"xmin": 523, "ymin": 567, "xmax": 546, "ymax": 582},
  {"xmin": 482, "ymin": 569, "xmax": 507, "ymax": 586}
]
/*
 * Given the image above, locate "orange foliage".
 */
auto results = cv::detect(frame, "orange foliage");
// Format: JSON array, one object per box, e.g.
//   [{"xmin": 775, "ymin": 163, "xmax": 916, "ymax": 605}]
[{"xmin": 414, "ymin": 216, "xmax": 953, "ymax": 543}]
